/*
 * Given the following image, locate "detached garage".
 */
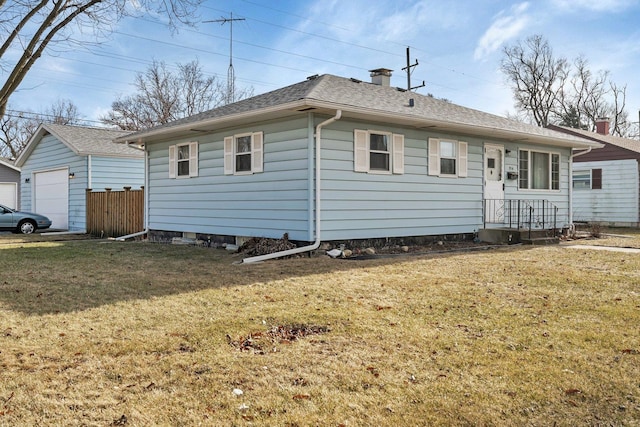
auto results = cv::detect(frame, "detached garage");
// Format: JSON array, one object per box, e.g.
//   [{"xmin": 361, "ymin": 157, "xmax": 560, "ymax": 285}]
[
  {"xmin": 16, "ymin": 124, "xmax": 144, "ymax": 232},
  {"xmin": 33, "ymin": 168, "xmax": 69, "ymax": 229},
  {"xmin": 0, "ymin": 158, "xmax": 20, "ymax": 209}
]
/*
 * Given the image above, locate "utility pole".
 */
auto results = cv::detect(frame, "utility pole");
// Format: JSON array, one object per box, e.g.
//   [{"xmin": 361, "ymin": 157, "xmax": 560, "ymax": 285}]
[
  {"xmin": 402, "ymin": 47, "xmax": 425, "ymax": 92},
  {"xmin": 205, "ymin": 13, "xmax": 245, "ymax": 104}
]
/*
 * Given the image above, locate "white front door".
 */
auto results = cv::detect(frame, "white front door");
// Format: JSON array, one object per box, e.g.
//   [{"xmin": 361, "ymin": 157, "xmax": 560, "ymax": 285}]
[{"xmin": 484, "ymin": 144, "xmax": 505, "ymax": 223}]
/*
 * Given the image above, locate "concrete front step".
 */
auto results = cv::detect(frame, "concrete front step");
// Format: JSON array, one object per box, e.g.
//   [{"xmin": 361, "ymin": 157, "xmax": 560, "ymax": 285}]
[
  {"xmin": 479, "ymin": 228, "xmax": 559, "ymax": 245},
  {"xmin": 521, "ymin": 236, "xmax": 560, "ymax": 245}
]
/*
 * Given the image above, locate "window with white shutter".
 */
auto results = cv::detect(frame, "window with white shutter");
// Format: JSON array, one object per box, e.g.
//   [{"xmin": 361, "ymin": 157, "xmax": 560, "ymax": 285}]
[
  {"xmin": 428, "ymin": 138, "xmax": 468, "ymax": 178},
  {"xmin": 353, "ymin": 129, "xmax": 404, "ymax": 174},
  {"xmin": 169, "ymin": 142, "xmax": 198, "ymax": 178},
  {"xmin": 223, "ymin": 132, "xmax": 264, "ymax": 175}
]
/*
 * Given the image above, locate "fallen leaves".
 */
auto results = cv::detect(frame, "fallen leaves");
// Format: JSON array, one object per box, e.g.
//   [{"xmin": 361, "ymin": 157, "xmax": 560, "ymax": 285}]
[
  {"xmin": 227, "ymin": 323, "xmax": 330, "ymax": 354},
  {"xmin": 292, "ymin": 394, "xmax": 311, "ymax": 400}
]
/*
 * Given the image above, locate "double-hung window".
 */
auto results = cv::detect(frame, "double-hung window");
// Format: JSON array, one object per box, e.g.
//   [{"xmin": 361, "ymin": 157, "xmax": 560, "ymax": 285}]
[
  {"xmin": 573, "ymin": 168, "xmax": 602, "ymax": 189},
  {"xmin": 169, "ymin": 142, "xmax": 198, "ymax": 178},
  {"xmin": 518, "ymin": 149, "xmax": 560, "ymax": 190},
  {"xmin": 428, "ymin": 138, "xmax": 468, "ymax": 177},
  {"xmin": 224, "ymin": 132, "xmax": 264, "ymax": 175},
  {"xmin": 354, "ymin": 129, "xmax": 404, "ymax": 174}
]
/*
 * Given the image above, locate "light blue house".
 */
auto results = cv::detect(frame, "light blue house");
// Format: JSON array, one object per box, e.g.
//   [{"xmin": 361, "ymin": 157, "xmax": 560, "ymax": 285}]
[
  {"xmin": 116, "ymin": 71, "xmax": 600, "ymax": 254},
  {"xmin": 16, "ymin": 124, "xmax": 144, "ymax": 231},
  {"xmin": 0, "ymin": 158, "xmax": 20, "ymax": 209}
]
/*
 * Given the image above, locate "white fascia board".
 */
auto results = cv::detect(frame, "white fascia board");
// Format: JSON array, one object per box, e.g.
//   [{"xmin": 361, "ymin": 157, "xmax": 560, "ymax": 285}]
[{"xmin": 113, "ymin": 98, "xmax": 603, "ymax": 150}]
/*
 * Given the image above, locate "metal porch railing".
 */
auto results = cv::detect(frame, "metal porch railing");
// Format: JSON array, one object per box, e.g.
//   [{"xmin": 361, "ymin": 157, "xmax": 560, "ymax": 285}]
[{"xmin": 483, "ymin": 199, "xmax": 558, "ymax": 237}]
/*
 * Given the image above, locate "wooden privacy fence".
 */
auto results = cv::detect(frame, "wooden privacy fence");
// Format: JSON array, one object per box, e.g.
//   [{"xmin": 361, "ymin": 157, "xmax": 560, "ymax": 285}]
[{"xmin": 86, "ymin": 187, "xmax": 144, "ymax": 238}]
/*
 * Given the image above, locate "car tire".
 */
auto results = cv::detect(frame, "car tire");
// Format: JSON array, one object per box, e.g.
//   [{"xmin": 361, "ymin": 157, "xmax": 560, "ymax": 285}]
[{"xmin": 17, "ymin": 220, "xmax": 36, "ymax": 234}]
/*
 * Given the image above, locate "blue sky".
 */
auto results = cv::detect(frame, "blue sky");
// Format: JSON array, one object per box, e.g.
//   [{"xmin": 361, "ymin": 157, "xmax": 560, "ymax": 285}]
[{"xmin": 8, "ymin": 0, "xmax": 640, "ymax": 130}]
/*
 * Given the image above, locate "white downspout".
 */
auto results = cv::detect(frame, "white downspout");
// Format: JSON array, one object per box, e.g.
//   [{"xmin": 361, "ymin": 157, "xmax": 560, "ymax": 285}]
[
  {"xmin": 568, "ymin": 147, "xmax": 593, "ymax": 230},
  {"xmin": 242, "ymin": 109, "xmax": 342, "ymax": 263},
  {"xmin": 116, "ymin": 144, "xmax": 149, "ymax": 241}
]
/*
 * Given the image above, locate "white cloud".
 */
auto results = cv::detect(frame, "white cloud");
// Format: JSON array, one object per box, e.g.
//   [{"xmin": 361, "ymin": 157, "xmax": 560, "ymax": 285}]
[{"xmin": 473, "ymin": 2, "xmax": 531, "ymax": 61}]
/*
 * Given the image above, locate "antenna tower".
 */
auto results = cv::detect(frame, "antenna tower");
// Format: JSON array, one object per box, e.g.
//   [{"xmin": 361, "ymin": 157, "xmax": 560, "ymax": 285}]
[{"xmin": 205, "ymin": 12, "xmax": 245, "ymax": 104}]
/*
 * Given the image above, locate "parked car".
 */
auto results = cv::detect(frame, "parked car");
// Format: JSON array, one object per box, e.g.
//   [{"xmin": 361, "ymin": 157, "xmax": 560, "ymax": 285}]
[{"xmin": 0, "ymin": 204, "xmax": 52, "ymax": 234}]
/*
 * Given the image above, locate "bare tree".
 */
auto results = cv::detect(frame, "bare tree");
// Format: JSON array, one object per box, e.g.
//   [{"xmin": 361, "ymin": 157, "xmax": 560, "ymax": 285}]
[
  {"xmin": 500, "ymin": 35, "xmax": 569, "ymax": 127},
  {"xmin": 101, "ymin": 59, "xmax": 252, "ymax": 131},
  {"xmin": 0, "ymin": 98, "xmax": 80, "ymax": 157},
  {"xmin": 0, "ymin": 0, "xmax": 203, "ymax": 120},
  {"xmin": 0, "ymin": 112, "xmax": 24, "ymax": 158},
  {"xmin": 502, "ymin": 35, "xmax": 630, "ymax": 136}
]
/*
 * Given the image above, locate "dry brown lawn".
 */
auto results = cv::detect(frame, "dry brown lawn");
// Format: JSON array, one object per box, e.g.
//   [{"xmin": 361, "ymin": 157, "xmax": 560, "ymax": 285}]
[{"xmin": 0, "ymin": 233, "xmax": 638, "ymax": 426}]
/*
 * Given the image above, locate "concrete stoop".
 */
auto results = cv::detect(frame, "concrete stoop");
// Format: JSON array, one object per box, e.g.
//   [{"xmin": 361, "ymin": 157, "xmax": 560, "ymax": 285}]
[{"xmin": 479, "ymin": 228, "xmax": 559, "ymax": 245}]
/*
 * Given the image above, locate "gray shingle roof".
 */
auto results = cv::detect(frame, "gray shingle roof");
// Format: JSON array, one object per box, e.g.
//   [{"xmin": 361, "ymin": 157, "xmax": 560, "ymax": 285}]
[
  {"xmin": 118, "ymin": 74, "xmax": 600, "ymax": 148},
  {"xmin": 44, "ymin": 124, "xmax": 141, "ymax": 157},
  {"xmin": 549, "ymin": 125, "xmax": 640, "ymax": 153}
]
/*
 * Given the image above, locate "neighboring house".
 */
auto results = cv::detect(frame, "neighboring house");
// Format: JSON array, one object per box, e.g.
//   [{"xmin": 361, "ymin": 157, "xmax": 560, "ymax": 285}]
[
  {"xmin": 0, "ymin": 158, "xmax": 20, "ymax": 209},
  {"xmin": 15, "ymin": 124, "xmax": 144, "ymax": 231},
  {"xmin": 549, "ymin": 120, "xmax": 640, "ymax": 227},
  {"xmin": 115, "ymin": 71, "xmax": 600, "ymax": 248}
]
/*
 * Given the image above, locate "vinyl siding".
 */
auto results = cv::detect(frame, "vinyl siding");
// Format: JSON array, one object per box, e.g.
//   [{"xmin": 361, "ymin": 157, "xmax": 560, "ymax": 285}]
[
  {"xmin": 147, "ymin": 114, "xmax": 574, "ymax": 241},
  {"xmin": 572, "ymin": 159, "xmax": 639, "ymax": 223},
  {"xmin": 319, "ymin": 120, "xmax": 483, "ymax": 240},
  {"xmin": 147, "ymin": 117, "xmax": 312, "ymax": 240},
  {"xmin": 90, "ymin": 156, "xmax": 144, "ymax": 190}
]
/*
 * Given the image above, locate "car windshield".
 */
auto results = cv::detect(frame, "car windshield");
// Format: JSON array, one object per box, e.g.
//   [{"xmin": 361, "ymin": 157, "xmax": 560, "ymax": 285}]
[{"xmin": 0, "ymin": 204, "xmax": 17, "ymax": 213}]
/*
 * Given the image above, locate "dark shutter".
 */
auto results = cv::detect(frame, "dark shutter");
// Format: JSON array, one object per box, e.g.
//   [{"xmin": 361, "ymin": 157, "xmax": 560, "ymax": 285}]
[{"xmin": 591, "ymin": 168, "xmax": 602, "ymax": 189}]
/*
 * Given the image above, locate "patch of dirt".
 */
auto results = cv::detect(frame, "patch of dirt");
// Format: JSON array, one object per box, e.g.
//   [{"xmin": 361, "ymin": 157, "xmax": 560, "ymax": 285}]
[{"xmin": 227, "ymin": 324, "xmax": 330, "ymax": 354}]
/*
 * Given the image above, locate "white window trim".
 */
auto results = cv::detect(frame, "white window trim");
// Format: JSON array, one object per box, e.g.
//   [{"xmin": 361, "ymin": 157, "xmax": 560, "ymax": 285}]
[
  {"xmin": 428, "ymin": 138, "xmax": 468, "ymax": 178},
  {"xmin": 572, "ymin": 169, "xmax": 592, "ymax": 190},
  {"xmin": 353, "ymin": 129, "xmax": 404, "ymax": 174},
  {"xmin": 224, "ymin": 132, "xmax": 264, "ymax": 175},
  {"xmin": 518, "ymin": 149, "xmax": 561, "ymax": 192},
  {"xmin": 169, "ymin": 141, "xmax": 198, "ymax": 179}
]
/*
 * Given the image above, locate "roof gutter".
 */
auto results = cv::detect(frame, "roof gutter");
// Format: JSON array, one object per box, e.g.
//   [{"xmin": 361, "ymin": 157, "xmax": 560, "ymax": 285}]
[{"xmin": 241, "ymin": 109, "xmax": 342, "ymax": 263}]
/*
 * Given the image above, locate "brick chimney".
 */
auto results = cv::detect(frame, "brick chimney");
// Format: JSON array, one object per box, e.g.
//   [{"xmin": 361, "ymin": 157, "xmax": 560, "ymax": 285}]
[
  {"xmin": 595, "ymin": 117, "xmax": 610, "ymax": 135},
  {"xmin": 369, "ymin": 68, "xmax": 393, "ymax": 86}
]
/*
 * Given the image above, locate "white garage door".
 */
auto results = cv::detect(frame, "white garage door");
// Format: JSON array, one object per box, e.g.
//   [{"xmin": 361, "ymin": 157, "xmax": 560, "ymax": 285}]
[
  {"xmin": 34, "ymin": 169, "xmax": 68, "ymax": 230},
  {"xmin": 0, "ymin": 183, "xmax": 17, "ymax": 209}
]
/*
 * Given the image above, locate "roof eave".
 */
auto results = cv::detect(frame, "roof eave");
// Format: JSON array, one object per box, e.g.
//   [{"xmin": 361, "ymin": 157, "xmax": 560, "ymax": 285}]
[
  {"xmin": 114, "ymin": 100, "xmax": 313, "ymax": 144},
  {"xmin": 309, "ymin": 101, "xmax": 604, "ymax": 149},
  {"xmin": 114, "ymin": 98, "xmax": 603, "ymax": 150},
  {"xmin": 0, "ymin": 158, "xmax": 20, "ymax": 171}
]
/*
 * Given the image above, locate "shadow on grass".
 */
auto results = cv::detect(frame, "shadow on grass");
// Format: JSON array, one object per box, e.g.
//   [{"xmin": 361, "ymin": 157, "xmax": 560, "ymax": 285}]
[{"xmin": 0, "ymin": 237, "xmax": 523, "ymax": 316}]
